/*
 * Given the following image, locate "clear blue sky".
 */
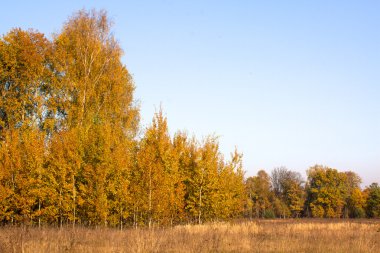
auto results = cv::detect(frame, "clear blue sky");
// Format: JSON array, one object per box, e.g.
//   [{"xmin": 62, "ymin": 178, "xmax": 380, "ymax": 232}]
[{"xmin": 1, "ymin": 1, "xmax": 379, "ymax": 186}]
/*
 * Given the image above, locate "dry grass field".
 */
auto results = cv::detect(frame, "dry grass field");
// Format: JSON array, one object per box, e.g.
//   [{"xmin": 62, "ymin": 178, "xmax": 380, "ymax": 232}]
[{"xmin": 0, "ymin": 219, "xmax": 379, "ymax": 253}]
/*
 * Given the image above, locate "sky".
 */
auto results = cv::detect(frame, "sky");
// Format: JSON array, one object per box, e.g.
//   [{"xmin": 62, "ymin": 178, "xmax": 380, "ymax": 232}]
[{"xmin": 1, "ymin": 1, "xmax": 379, "ymax": 186}]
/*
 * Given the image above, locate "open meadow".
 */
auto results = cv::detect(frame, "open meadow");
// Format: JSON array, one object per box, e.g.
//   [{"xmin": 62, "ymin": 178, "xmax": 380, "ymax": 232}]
[{"xmin": 0, "ymin": 219, "xmax": 379, "ymax": 253}]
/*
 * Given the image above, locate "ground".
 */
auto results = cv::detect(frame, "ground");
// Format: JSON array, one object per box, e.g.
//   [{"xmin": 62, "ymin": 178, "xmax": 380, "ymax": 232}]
[{"xmin": 0, "ymin": 219, "xmax": 379, "ymax": 252}]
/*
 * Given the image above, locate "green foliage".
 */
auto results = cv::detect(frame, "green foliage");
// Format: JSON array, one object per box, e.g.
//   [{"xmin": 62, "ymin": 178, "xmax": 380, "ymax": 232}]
[
  {"xmin": 365, "ymin": 183, "xmax": 380, "ymax": 218},
  {"xmin": 263, "ymin": 209, "xmax": 276, "ymax": 219}
]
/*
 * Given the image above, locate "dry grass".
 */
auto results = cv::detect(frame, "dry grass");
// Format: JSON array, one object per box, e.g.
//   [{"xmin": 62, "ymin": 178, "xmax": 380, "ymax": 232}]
[{"xmin": 0, "ymin": 219, "xmax": 379, "ymax": 253}]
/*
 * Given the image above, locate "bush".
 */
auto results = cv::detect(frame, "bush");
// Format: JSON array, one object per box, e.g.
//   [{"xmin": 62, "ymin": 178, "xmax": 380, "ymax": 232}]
[
  {"xmin": 352, "ymin": 208, "xmax": 366, "ymax": 218},
  {"xmin": 263, "ymin": 210, "xmax": 276, "ymax": 219}
]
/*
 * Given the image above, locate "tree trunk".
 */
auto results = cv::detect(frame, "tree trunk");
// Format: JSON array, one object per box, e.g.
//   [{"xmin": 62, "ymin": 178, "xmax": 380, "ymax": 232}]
[
  {"xmin": 198, "ymin": 186, "xmax": 202, "ymax": 224},
  {"xmin": 38, "ymin": 199, "xmax": 41, "ymax": 228},
  {"xmin": 73, "ymin": 175, "xmax": 76, "ymax": 227}
]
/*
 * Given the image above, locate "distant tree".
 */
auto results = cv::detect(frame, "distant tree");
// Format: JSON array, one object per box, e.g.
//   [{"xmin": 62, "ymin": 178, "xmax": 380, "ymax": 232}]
[
  {"xmin": 271, "ymin": 167, "xmax": 304, "ymax": 217},
  {"xmin": 246, "ymin": 170, "xmax": 273, "ymax": 218},
  {"xmin": 287, "ymin": 181, "xmax": 305, "ymax": 217},
  {"xmin": 306, "ymin": 165, "xmax": 348, "ymax": 218},
  {"xmin": 347, "ymin": 188, "xmax": 366, "ymax": 218},
  {"xmin": 272, "ymin": 196, "xmax": 290, "ymax": 218},
  {"xmin": 365, "ymin": 183, "xmax": 380, "ymax": 218},
  {"xmin": 342, "ymin": 171, "xmax": 364, "ymax": 218}
]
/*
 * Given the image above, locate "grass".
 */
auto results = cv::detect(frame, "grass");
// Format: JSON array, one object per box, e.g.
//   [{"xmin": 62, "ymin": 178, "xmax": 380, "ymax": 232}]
[{"xmin": 0, "ymin": 219, "xmax": 379, "ymax": 253}]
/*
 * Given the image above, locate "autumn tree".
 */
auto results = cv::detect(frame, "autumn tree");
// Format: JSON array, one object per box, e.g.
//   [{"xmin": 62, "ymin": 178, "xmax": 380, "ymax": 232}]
[
  {"xmin": 53, "ymin": 10, "xmax": 139, "ymax": 130},
  {"xmin": 0, "ymin": 8, "xmax": 259, "ymax": 227},
  {"xmin": 0, "ymin": 28, "xmax": 56, "ymax": 226},
  {"xmin": 133, "ymin": 110, "xmax": 184, "ymax": 227},
  {"xmin": 306, "ymin": 165, "xmax": 348, "ymax": 218},
  {"xmin": 185, "ymin": 136, "xmax": 221, "ymax": 224},
  {"xmin": 45, "ymin": 130, "xmax": 81, "ymax": 226},
  {"xmin": 347, "ymin": 187, "xmax": 366, "ymax": 218},
  {"xmin": 0, "ymin": 131, "xmax": 22, "ymax": 224},
  {"xmin": 343, "ymin": 171, "xmax": 364, "ymax": 218},
  {"xmin": 11, "ymin": 8, "xmax": 380, "ymax": 226},
  {"xmin": 51, "ymin": 10, "xmax": 139, "ymax": 226},
  {"xmin": 214, "ymin": 149, "xmax": 246, "ymax": 219},
  {"xmin": 365, "ymin": 183, "xmax": 380, "ymax": 218},
  {"xmin": 271, "ymin": 167, "xmax": 304, "ymax": 217},
  {"xmin": 246, "ymin": 170, "xmax": 273, "ymax": 218},
  {"xmin": 0, "ymin": 28, "xmax": 54, "ymax": 134}
]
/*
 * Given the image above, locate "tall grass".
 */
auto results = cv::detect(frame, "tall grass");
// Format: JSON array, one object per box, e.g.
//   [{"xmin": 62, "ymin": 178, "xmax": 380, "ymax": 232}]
[{"xmin": 0, "ymin": 219, "xmax": 379, "ymax": 252}]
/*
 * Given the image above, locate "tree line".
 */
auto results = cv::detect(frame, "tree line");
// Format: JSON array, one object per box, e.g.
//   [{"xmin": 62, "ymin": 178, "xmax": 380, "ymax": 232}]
[
  {"xmin": 0, "ymin": 10, "xmax": 379, "ymax": 228},
  {"xmin": 246, "ymin": 166, "xmax": 379, "ymax": 219}
]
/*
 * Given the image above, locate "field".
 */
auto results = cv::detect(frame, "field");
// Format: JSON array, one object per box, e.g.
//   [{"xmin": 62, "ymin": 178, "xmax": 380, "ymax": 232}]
[{"xmin": 0, "ymin": 219, "xmax": 379, "ymax": 253}]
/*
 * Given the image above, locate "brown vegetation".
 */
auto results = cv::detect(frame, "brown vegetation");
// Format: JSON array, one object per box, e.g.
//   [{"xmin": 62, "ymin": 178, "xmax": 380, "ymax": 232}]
[{"xmin": 0, "ymin": 219, "xmax": 379, "ymax": 253}]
